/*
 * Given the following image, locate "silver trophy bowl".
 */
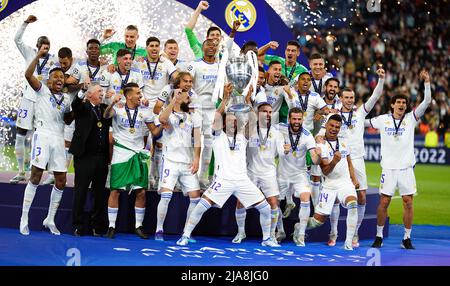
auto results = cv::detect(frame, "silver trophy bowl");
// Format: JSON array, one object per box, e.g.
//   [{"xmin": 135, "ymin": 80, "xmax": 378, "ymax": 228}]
[{"xmin": 226, "ymin": 56, "xmax": 252, "ymax": 113}]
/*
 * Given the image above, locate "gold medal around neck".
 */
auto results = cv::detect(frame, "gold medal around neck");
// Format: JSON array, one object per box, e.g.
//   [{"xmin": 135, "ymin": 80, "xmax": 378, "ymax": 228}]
[
  {"xmin": 180, "ymin": 122, "xmax": 185, "ymax": 129},
  {"xmin": 293, "ymin": 151, "xmax": 297, "ymax": 157},
  {"xmin": 129, "ymin": 127, "xmax": 136, "ymax": 134},
  {"xmin": 151, "ymin": 79, "xmax": 155, "ymax": 85},
  {"xmin": 349, "ymin": 125, "xmax": 353, "ymax": 129},
  {"xmin": 37, "ymin": 75, "xmax": 44, "ymax": 81},
  {"xmin": 57, "ymin": 105, "xmax": 61, "ymax": 110},
  {"xmin": 260, "ymin": 145, "xmax": 266, "ymax": 151},
  {"xmin": 119, "ymin": 90, "xmax": 124, "ymax": 95},
  {"xmin": 97, "ymin": 121, "xmax": 103, "ymax": 128}
]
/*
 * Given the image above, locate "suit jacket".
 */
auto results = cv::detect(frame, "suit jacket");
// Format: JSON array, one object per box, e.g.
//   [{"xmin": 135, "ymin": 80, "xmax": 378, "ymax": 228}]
[{"xmin": 65, "ymin": 95, "xmax": 112, "ymax": 157}]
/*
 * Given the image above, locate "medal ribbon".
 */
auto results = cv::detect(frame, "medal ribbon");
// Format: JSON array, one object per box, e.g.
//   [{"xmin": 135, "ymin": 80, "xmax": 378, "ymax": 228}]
[
  {"xmin": 325, "ymin": 136, "xmax": 340, "ymax": 153},
  {"xmin": 297, "ymin": 90, "xmax": 309, "ymax": 112},
  {"xmin": 146, "ymin": 58, "xmax": 159, "ymax": 81},
  {"xmin": 125, "ymin": 105, "xmax": 139, "ymax": 130},
  {"xmin": 257, "ymin": 121, "xmax": 271, "ymax": 148},
  {"xmin": 392, "ymin": 114, "xmax": 405, "ymax": 136},
  {"xmin": 37, "ymin": 54, "xmax": 49, "ymax": 75},
  {"xmin": 340, "ymin": 108, "xmax": 353, "ymax": 128},
  {"xmin": 288, "ymin": 125, "xmax": 301, "ymax": 152}
]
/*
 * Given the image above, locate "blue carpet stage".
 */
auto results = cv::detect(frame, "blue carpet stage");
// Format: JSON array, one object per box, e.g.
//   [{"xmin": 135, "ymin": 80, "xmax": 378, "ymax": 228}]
[
  {"xmin": 1, "ymin": 172, "xmax": 449, "ymax": 266},
  {"xmin": 0, "ymin": 171, "xmax": 387, "ymax": 242},
  {"xmin": 0, "ymin": 225, "xmax": 449, "ymax": 266}
]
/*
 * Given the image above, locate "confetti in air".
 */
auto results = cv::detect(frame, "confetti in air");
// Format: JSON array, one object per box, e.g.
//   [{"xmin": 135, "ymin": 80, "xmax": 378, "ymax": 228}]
[{"xmin": 0, "ymin": 0, "xmax": 231, "ymax": 170}]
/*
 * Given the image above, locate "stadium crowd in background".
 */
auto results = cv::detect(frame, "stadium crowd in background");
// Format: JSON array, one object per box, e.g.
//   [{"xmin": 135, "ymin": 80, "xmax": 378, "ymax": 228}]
[{"xmin": 293, "ymin": 0, "xmax": 449, "ymax": 144}]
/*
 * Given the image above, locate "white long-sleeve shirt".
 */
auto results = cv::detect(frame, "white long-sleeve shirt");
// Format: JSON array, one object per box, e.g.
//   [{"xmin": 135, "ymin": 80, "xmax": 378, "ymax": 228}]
[
  {"xmin": 368, "ymin": 82, "xmax": 431, "ymax": 169},
  {"xmin": 15, "ymin": 23, "xmax": 57, "ymax": 102}
]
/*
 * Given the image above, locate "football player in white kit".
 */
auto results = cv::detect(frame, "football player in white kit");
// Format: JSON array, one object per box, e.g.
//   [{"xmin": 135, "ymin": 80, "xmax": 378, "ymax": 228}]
[
  {"xmin": 176, "ymin": 88, "xmax": 279, "ymax": 247},
  {"xmin": 263, "ymin": 61, "xmax": 289, "ymax": 124},
  {"xmin": 278, "ymin": 108, "xmax": 322, "ymax": 246},
  {"xmin": 136, "ymin": 36, "xmax": 178, "ymax": 188},
  {"xmin": 100, "ymin": 49, "xmax": 144, "ymax": 103},
  {"xmin": 163, "ymin": 39, "xmax": 189, "ymax": 71},
  {"xmin": 370, "ymin": 70, "xmax": 431, "ymax": 249},
  {"xmin": 283, "ymin": 72, "xmax": 329, "ymax": 217},
  {"xmin": 103, "ymin": 83, "xmax": 162, "ymax": 239},
  {"xmin": 305, "ymin": 114, "xmax": 359, "ymax": 250},
  {"xmin": 232, "ymin": 101, "xmax": 285, "ymax": 245},
  {"xmin": 309, "ymin": 78, "xmax": 341, "ymax": 212},
  {"xmin": 154, "ymin": 88, "xmax": 202, "ymax": 241},
  {"xmin": 42, "ymin": 47, "xmax": 77, "ymax": 185},
  {"xmin": 322, "ymin": 69, "xmax": 385, "ymax": 248},
  {"xmin": 19, "ymin": 46, "xmax": 72, "ymax": 236},
  {"xmin": 11, "ymin": 15, "xmax": 57, "ymax": 184},
  {"xmin": 186, "ymin": 39, "xmax": 219, "ymax": 188}
]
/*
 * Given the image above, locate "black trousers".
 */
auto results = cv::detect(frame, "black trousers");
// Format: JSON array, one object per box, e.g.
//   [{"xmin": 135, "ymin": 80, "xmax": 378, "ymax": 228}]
[{"xmin": 72, "ymin": 153, "xmax": 109, "ymax": 231}]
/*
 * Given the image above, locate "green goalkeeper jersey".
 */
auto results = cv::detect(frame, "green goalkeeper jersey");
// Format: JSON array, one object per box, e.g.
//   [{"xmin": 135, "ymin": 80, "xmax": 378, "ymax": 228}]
[{"xmin": 100, "ymin": 42, "xmax": 148, "ymax": 65}]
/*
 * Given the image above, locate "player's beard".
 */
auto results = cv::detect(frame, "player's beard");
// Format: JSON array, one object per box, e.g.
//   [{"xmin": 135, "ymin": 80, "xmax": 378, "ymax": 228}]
[
  {"xmin": 326, "ymin": 91, "xmax": 335, "ymax": 101},
  {"xmin": 180, "ymin": 102, "xmax": 190, "ymax": 112},
  {"xmin": 291, "ymin": 123, "xmax": 302, "ymax": 133}
]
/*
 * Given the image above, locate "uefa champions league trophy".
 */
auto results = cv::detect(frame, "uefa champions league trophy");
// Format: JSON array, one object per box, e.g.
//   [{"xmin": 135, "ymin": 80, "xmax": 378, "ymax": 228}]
[{"xmin": 225, "ymin": 55, "xmax": 253, "ymax": 113}]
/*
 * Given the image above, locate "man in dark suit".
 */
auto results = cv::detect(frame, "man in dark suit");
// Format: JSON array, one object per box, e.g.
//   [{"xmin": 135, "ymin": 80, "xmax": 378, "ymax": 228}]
[{"xmin": 65, "ymin": 83, "xmax": 111, "ymax": 236}]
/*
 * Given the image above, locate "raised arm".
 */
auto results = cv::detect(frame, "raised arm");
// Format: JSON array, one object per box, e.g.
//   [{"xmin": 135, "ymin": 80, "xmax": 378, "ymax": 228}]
[
  {"xmin": 257, "ymin": 41, "xmax": 279, "ymax": 57},
  {"xmin": 212, "ymin": 83, "xmax": 232, "ymax": 131},
  {"xmin": 320, "ymin": 150, "xmax": 341, "ymax": 176},
  {"xmin": 228, "ymin": 20, "xmax": 241, "ymax": 39},
  {"xmin": 186, "ymin": 1, "xmax": 209, "ymax": 30},
  {"xmin": 15, "ymin": 15, "xmax": 37, "ymax": 60},
  {"xmin": 159, "ymin": 89, "xmax": 180, "ymax": 125},
  {"xmin": 257, "ymin": 41, "xmax": 278, "ymax": 63},
  {"xmin": 363, "ymin": 68, "xmax": 385, "ymax": 113},
  {"xmin": 25, "ymin": 47, "xmax": 48, "ymax": 91},
  {"xmin": 414, "ymin": 71, "xmax": 432, "ymax": 119},
  {"xmin": 103, "ymin": 94, "xmax": 121, "ymax": 119}
]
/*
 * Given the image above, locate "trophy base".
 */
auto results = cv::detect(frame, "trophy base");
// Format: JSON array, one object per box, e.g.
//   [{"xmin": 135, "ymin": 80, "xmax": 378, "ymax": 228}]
[{"xmin": 229, "ymin": 103, "xmax": 251, "ymax": 113}]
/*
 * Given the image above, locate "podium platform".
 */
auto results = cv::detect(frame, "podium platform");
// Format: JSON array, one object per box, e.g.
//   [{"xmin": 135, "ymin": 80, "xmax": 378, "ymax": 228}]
[{"xmin": 0, "ymin": 171, "xmax": 389, "ymax": 240}]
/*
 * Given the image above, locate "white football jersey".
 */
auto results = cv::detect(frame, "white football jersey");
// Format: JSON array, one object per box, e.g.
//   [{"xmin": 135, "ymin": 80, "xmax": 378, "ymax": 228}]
[
  {"xmin": 34, "ymin": 85, "xmax": 71, "ymax": 137},
  {"xmin": 187, "ymin": 59, "xmax": 219, "ymax": 109},
  {"xmin": 162, "ymin": 111, "xmax": 202, "ymax": 164},
  {"xmin": 71, "ymin": 60, "xmax": 107, "ymax": 84},
  {"xmin": 112, "ymin": 105, "xmax": 154, "ymax": 150},
  {"xmin": 15, "ymin": 23, "xmax": 57, "ymax": 102},
  {"xmin": 318, "ymin": 138, "xmax": 353, "ymax": 188},
  {"xmin": 175, "ymin": 59, "xmax": 189, "ymax": 72},
  {"xmin": 247, "ymin": 125, "xmax": 284, "ymax": 177},
  {"xmin": 264, "ymin": 84, "xmax": 287, "ymax": 117},
  {"xmin": 213, "ymin": 131, "xmax": 248, "ymax": 181},
  {"xmin": 369, "ymin": 112, "xmax": 418, "ymax": 169},
  {"xmin": 277, "ymin": 124, "xmax": 316, "ymax": 177},
  {"xmin": 137, "ymin": 59, "xmax": 176, "ymax": 105},
  {"xmin": 285, "ymin": 89, "xmax": 326, "ymax": 131},
  {"xmin": 100, "ymin": 67, "xmax": 144, "ymax": 102},
  {"xmin": 309, "ymin": 72, "xmax": 334, "ymax": 95}
]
